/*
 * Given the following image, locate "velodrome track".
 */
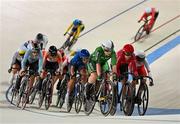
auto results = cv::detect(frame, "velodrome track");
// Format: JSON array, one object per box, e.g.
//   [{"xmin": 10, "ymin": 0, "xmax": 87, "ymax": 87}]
[{"xmin": 0, "ymin": 0, "xmax": 180, "ymax": 123}]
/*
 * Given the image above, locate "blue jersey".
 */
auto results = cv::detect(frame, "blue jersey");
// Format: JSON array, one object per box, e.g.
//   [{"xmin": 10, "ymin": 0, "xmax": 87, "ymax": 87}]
[{"xmin": 70, "ymin": 52, "xmax": 85, "ymax": 70}]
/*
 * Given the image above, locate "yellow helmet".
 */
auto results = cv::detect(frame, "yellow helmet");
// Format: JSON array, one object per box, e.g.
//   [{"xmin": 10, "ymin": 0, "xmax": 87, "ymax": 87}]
[
  {"xmin": 69, "ymin": 50, "xmax": 76, "ymax": 56},
  {"xmin": 18, "ymin": 48, "xmax": 26, "ymax": 56}
]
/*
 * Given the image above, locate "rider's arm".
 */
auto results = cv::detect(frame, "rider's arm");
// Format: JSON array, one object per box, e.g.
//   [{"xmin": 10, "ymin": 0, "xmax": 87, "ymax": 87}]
[
  {"xmin": 139, "ymin": 12, "xmax": 146, "ymax": 22},
  {"xmin": 57, "ymin": 51, "xmax": 63, "ymax": 71},
  {"xmin": 111, "ymin": 51, "xmax": 117, "ymax": 74},
  {"xmin": 10, "ymin": 52, "xmax": 18, "ymax": 68},
  {"xmin": 144, "ymin": 58, "xmax": 151, "ymax": 73},
  {"xmin": 74, "ymin": 27, "xmax": 81, "ymax": 40},
  {"xmin": 42, "ymin": 52, "xmax": 48, "ymax": 70},
  {"xmin": 151, "ymin": 8, "xmax": 156, "ymax": 20},
  {"xmin": 42, "ymin": 35, "xmax": 48, "ymax": 49},
  {"xmin": 38, "ymin": 51, "xmax": 43, "ymax": 73},
  {"xmin": 64, "ymin": 23, "xmax": 73, "ymax": 34},
  {"xmin": 21, "ymin": 49, "xmax": 30, "ymax": 71}
]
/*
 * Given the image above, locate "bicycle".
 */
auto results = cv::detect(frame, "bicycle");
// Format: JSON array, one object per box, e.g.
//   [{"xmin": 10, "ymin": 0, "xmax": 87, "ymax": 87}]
[
  {"xmin": 60, "ymin": 33, "xmax": 78, "ymax": 51},
  {"xmin": 134, "ymin": 19, "xmax": 150, "ymax": 42},
  {"xmin": 16, "ymin": 69, "xmax": 36, "ymax": 109},
  {"xmin": 110, "ymin": 72, "xmax": 135, "ymax": 116},
  {"xmin": 83, "ymin": 71, "xmax": 115, "ymax": 116},
  {"xmin": 38, "ymin": 70, "xmax": 55, "ymax": 110},
  {"xmin": 74, "ymin": 73, "xmax": 85, "ymax": 113},
  {"xmin": 133, "ymin": 75, "xmax": 153, "ymax": 116},
  {"xmin": 56, "ymin": 72, "xmax": 69, "ymax": 109}
]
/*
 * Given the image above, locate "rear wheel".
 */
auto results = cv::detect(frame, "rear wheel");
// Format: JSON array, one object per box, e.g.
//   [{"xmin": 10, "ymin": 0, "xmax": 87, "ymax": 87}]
[
  {"xmin": 137, "ymin": 83, "xmax": 149, "ymax": 116},
  {"xmin": 134, "ymin": 25, "xmax": 145, "ymax": 41},
  {"xmin": 74, "ymin": 83, "xmax": 83, "ymax": 113}
]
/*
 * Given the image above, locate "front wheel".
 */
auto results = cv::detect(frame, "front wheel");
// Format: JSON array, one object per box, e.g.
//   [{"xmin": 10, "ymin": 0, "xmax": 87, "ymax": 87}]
[
  {"xmin": 134, "ymin": 25, "xmax": 145, "ymax": 42},
  {"xmin": 99, "ymin": 81, "xmax": 115, "ymax": 116},
  {"xmin": 137, "ymin": 83, "xmax": 149, "ymax": 116},
  {"xmin": 121, "ymin": 82, "xmax": 134, "ymax": 116}
]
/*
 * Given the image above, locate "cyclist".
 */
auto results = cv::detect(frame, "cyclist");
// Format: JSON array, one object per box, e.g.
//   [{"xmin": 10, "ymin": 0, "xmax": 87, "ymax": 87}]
[
  {"xmin": 116, "ymin": 44, "xmax": 138, "ymax": 87},
  {"xmin": 62, "ymin": 19, "xmax": 85, "ymax": 50},
  {"xmin": 138, "ymin": 7, "xmax": 159, "ymax": 34},
  {"xmin": 15, "ymin": 42, "xmax": 43, "ymax": 96},
  {"xmin": 135, "ymin": 50, "xmax": 154, "ymax": 86},
  {"xmin": 86, "ymin": 40, "xmax": 117, "ymax": 99},
  {"xmin": 20, "ymin": 33, "xmax": 48, "ymax": 51},
  {"xmin": 8, "ymin": 48, "xmax": 26, "ymax": 74},
  {"xmin": 65, "ymin": 49, "xmax": 90, "ymax": 107},
  {"xmin": 37, "ymin": 45, "xmax": 62, "ymax": 104}
]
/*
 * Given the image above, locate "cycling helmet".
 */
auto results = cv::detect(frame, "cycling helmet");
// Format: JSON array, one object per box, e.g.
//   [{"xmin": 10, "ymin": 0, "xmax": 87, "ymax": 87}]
[
  {"xmin": 73, "ymin": 19, "xmax": 81, "ymax": 26},
  {"xmin": 135, "ymin": 50, "xmax": 146, "ymax": 62},
  {"xmin": 102, "ymin": 40, "xmax": 114, "ymax": 52},
  {"xmin": 79, "ymin": 49, "xmax": 90, "ymax": 58},
  {"xmin": 145, "ymin": 7, "xmax": 152, "ymax": 14},
  {"xmin": 18, "ymin": 48, "xmax": 26, "ymax": 56},
  {"xmin": 49, "ymin": 45, "xmax": 57, "ymax": 56},
  {"xmin": 36, "ymin": 33, "xmax": 44, "ymax": 41},
  {"xmin": 123, "ymin": 44, "xmax": 134, "ymax": 53}
]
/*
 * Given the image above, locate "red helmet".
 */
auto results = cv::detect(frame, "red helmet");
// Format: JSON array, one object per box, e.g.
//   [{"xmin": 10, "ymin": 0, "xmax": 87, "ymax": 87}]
[{"xmin": 123, "ymin": 44, "xmax": 134, "ymax": 53}]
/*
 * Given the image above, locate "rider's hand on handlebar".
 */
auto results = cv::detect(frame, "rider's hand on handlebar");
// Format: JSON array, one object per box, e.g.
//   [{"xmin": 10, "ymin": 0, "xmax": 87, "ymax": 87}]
[
  {"xmin": 138, "ymin": 20, "xmax": 141, "ymax": 23},
  {"xmin": 112, "ymin": 73, "xmax": 118, "ymax": 82}
]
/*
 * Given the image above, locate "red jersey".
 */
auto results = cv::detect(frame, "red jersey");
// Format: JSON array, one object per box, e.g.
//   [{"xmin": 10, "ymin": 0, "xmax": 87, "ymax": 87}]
[{"xmin": 116, "ymin": 50, "xmax": 138, "ymax": 76}]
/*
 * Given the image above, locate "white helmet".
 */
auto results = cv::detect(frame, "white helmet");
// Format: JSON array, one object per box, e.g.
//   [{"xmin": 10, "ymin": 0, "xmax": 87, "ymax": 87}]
[
  {"xmin": 135, "ymin": 50, "xmax": 146, "ymax": 61},
  {"xmin": 145, "ymin": 7, "xmax": 152, "ymax": 14},
  {"xmin": 101, "ymin": 40, "xmax": 114, "ymax": 51}
]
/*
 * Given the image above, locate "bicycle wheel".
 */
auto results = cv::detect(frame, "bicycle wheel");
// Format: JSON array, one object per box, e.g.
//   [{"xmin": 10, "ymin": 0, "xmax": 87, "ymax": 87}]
[
  {"xmin": 134, "ymin": 25, "xmax": 145, "ymax": 41},
  {"xmin": 16, "ymin": 77, "xmax": 27, "ymax": 107},
  {"xmin": 99, "ymin": 80, "xmax": 115, "ymax": 116},
  {"xmin": 10, "ymin": 86, "xmax": 17, "ymax": 104},
  {"xmin": 121, "ymin": 82, "xmax": 134, "ymax": 116},
  {"xmin": 109, "ymin": 83, "xmax": 118, "ymax": 116},
  {"xmin": 38, "ymin": 79, "xmax": 47, "ymax": 109},
  {"xmin": 67, "ymin": 91, "xmax": 75, "ymax": 112},
  {"xmin": 74, "ymin": 83, "xmax": 83, "ymax": 113},
  {"xmin": 83, "ymin": 84, "xmax": 96, "ymax": 116},
  {"xmin": 29, "ymin": 80, "xmax": 39, "ymax": 104},
  {"xmin": 137, "ymin": 83, "xmax": 149, "ymax": 116}
]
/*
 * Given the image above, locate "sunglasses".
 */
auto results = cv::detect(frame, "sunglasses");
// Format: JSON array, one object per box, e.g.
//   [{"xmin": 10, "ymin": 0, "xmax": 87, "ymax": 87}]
[{"xmin": 124, "ymin": 52, "xmax": 132, "ymax": 56}]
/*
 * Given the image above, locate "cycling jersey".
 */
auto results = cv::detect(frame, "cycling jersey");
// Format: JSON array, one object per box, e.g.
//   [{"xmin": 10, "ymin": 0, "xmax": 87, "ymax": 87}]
[
  {"xmin": 116, "ymin": 49, "xmax": 137, "ymax": 77},
  {"xmin": 21, "ymin": 49, "xmax": 43, "ymax": 73}
]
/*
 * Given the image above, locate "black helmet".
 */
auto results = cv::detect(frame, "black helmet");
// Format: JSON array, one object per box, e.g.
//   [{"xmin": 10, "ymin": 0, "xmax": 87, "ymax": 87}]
[
  {"xmin": 49, "ymin": 45, "xmax": 57, "ymax": 56},
  {"xmin": 36, "ymin": 33, "xmax": 43, "ymax": 41}
]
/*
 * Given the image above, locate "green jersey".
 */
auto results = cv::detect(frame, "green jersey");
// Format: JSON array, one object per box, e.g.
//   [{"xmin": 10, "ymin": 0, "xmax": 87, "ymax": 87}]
[{"xmin": 90, "ymin": 46, "xmax": 117, "ymax": 66}]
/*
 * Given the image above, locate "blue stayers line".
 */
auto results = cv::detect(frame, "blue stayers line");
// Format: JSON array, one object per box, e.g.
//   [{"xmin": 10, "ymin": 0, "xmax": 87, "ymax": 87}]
[{"xmin": 147, "ymin": 36, "xmax": 180, "ymax": 64}]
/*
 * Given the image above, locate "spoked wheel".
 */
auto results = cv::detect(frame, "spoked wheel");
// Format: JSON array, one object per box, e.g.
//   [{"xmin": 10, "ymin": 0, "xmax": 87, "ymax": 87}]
[
  {"xmin": 99, "ymin": 81, "xmax": 115, "ymax": 116},
  {"xmin": 74, "ymin": 84, "xmax": 83, "ymax": 113},
  {"xmin": 137, "ymin": 83, "xmax": 149, "ymax": 116},
  {"xmin": 83, "ymin": 85, "xmax": 96, "ymax": 116},
  {"xmin": 134, "ymin": 25, "xmax": 146, "ymax": 42},
  {"xmin": 121, "ymin": 82, "xmax": 134, "ymax": 116}
]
